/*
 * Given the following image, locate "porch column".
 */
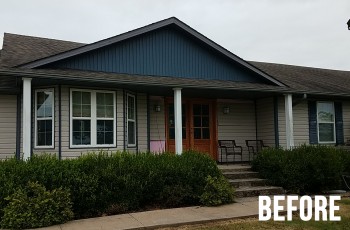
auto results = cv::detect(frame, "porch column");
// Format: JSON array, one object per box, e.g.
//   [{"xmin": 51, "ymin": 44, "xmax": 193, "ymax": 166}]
[
  {"xmin": 22, "ymin": 78, "xmax": 32, "ymax": 160},
  {"xmin": 284, "ymin": 94, "xmax": 294, "ymax": 149},
  {"xmin": 173, "ymin": 88, "xmax": 182, "ymax": 155}
]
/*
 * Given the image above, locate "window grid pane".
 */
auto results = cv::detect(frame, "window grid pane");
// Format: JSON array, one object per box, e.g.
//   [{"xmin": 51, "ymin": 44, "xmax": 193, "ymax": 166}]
[
  {"xmin": 317, "ymin": 102, "xmax": 335, "ymax": 143},
  {"xmin": 37, "ymin": 91, "xmax": 53, "ymax": 118},
  {"xmin": 72, "ymin": 120, "xmax": 91, "ymax": 145},
  {"xmin": 96, "ymin": 93, "xmax": 114, "ymax": 118},
  {"xmin": 72, "ymin": 91, "xmax": 91, "ymax": 118},
  {"xmin": 36, "ymin": 90, "xmax": 53, "ymax": 147},
  {"xmin": 97, "ymin": 120, "xmax": 114, "ymax": 145}
]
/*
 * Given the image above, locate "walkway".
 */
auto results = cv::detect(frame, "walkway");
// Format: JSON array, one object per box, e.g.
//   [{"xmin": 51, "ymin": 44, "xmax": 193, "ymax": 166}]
[{"xmin": 41, "ymin": 197, "xmax": 261, "ymax": 230}]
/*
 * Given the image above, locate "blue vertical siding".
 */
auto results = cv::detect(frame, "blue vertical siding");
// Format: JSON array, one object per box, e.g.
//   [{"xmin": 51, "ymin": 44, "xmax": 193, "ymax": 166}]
[{"xmin": 45, "ymin": 26, "xmax": 267, "ymax": 83}]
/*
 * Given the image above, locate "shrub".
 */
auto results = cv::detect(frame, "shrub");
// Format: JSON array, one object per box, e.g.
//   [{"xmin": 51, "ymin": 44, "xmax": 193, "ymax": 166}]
[
  {"xmin": 0, "ymin": 181, "xmax": 73, "ymax": 229},
  {"xmin": 200, "ymin": 175, "xmax": 234, "ymax": 206},
  {"xmin": 252, "ymin": 145, "xmax": 350, "ymax": 194},
  {"xmin": 0, "ymin": 151, "xmax": 224, "ymax": 222}
]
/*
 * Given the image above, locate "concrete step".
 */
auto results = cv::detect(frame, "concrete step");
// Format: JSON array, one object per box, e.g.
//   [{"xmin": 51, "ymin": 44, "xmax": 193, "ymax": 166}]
[
  {"xmin": 222, "ymin": 171, "xmax": 260, "ymax": 180},
  {"xmin": 235, "ymin": 186, "xmax": 285, "ymax": 198},
  {"xmin": 217, "ymin": 164, "xmax": 252, "ymax": 172},
  {"xmin": 229, "ymin": 178, "xmax": 268, "ymax": 188}
]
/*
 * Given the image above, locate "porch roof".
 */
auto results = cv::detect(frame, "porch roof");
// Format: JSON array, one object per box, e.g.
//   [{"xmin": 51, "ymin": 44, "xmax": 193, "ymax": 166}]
[
  {"xmin": 1, "ymin": 66, "xmax": 350, "ymax": 98},
  {"xmin": 0, "ymin": 67, "xmax": 287, "ymax": 98}
]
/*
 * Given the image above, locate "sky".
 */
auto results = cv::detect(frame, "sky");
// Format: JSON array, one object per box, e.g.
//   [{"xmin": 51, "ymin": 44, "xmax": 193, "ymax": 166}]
[{"xmin": 0, "ymin": 0, "xmax": 349, "ymax": 70}]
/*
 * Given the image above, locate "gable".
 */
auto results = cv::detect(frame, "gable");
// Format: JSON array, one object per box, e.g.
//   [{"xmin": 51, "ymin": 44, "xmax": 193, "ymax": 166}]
[{"xmin": 42, "ymin": 25, "xmax": 272, "ymax": 84}]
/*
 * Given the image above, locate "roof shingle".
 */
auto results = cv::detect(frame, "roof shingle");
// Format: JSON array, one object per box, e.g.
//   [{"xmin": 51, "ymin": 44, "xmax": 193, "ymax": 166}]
[{"xmin": 0, "ymin": 33, "xmax": 85, "ymax": 67}]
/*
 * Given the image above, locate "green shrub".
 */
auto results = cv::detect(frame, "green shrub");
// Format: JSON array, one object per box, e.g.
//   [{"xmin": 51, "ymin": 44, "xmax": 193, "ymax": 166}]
[
  {"xmin": 252, "ymin": 145, "xmax": 350, "ymax": 194},
  {"xmin": 0, "ymin": 181, "xmax": 73, "ymax": 229},
  {"xmin": 0, "ymin": 151, "xmax": 223, "ymax": 222},
  {"xmin": 200, "ymin": 175, "xmax": 234, "ymax": 206}
]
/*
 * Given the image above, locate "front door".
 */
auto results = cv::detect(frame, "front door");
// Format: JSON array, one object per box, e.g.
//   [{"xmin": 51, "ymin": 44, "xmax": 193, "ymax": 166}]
[{"xmin": 166, "ymin": 99, "xmax": 217, "ymax": 160}]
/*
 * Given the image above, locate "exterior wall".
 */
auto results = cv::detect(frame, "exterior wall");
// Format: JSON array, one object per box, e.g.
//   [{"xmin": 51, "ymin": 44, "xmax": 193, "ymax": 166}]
[
  {"xmin": 27, "ymin": 85, "xmax": 149, "ymax": 158},
  {"xmin": 278, "ymin": 97, "xmax": 309, "ymax": 148},
  {"xmin": 217, "ymin": 100, "xmax": 256, "ymax": 162},
  {"xmin": 0, "ymin": 95, "xmax": 17, "ymax": 159},
  {"xmin": 256, "ymin": 97, "xmax": 275, "ymax": 147},
  {"xmin": 136, "ymin": 93, "xmax": 148, "ymax": 152},
  {"xmin": 149, "ymin": 97, "xmax": 166, "ymax": 153}
]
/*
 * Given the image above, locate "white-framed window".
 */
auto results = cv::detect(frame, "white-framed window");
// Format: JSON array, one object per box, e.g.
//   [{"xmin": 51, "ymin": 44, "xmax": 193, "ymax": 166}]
[
  {"xmin": 35, "ymin": 89, "xmax": 54, "ymax": 148},
  {"xmin": 126, "ymin": 94, "xmax": 136, "ymax": 147},
  {"xmin": 317, "ymin": 101, "xmax": 336, "ymax": 144},
  {"xmin": 70, "ymin": 89, "xmax": 116, "ymax": 148}
]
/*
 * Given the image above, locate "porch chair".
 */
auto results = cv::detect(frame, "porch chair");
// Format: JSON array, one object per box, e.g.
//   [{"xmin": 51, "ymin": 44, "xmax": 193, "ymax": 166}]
[
  {"xmin": 245, "ymin": 140, "xmax": 269, "ymax": 161},
  {"xmin": 218, "ymin": 140, "xmax": 243, "ymax": 163}
]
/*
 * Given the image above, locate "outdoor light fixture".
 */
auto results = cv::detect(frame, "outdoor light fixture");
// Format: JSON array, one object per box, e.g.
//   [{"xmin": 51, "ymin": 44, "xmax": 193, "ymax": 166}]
[
  {"xmin": 223, "ymin": 106, "xmax": 230, "ymax": 114},
  {"xmin": 347, "ymin": 19, "xmax": 350, "ymax": 30},
  {"xmin": 154, "ymin": 104, "xmax": 161, "ymax": 112}
]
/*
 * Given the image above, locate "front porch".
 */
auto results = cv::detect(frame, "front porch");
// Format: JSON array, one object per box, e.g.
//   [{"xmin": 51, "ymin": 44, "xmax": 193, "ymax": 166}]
[{"xmin": 12, "ymin": 69, "xmax": 297, "ymax": 161}]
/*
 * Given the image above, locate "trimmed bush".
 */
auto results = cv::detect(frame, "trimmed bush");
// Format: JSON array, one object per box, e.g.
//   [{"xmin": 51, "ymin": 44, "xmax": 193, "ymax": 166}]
[
  {"xmin": 0, "ymin": 181, "xmax": 73, "ymax": 229},
  {"xmin": 0, "ymin": 151, "xmax": 230, "ymax": 225},
  {"xmin": 200, "ymin": 175, "xmax": 235, "ymax": 206},
  {"xmin": 252, "ymin": 145, "xmax": 350, "ymax": 194}
]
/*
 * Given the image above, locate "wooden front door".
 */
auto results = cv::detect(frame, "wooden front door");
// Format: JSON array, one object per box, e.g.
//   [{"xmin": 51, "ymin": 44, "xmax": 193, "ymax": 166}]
[{"xmin": 166, "ymin": 99, "xmax": 217, "ymax": 160}]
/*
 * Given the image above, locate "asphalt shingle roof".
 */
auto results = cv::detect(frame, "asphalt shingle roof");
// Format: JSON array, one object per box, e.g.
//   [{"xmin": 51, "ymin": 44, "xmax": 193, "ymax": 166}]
[
  {"xmin": 250, "ymin": 61, "xmax": 350, "ymax": 95},
  {"xmin": 0, "ymin": 33, "xmax": 84, "ymax": 67}
]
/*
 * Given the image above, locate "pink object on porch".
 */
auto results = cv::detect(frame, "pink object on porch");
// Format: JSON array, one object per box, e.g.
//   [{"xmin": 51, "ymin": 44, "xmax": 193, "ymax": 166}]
[{"xmin": 150, "ymin": 140, "xmax": 166, "ymax": 153}]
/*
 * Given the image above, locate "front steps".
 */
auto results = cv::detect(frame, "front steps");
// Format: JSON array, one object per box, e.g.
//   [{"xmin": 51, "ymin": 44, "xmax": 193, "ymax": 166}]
[{"xmin": 219, "ymin": 164, "xmax": 285, "ymax": 198}]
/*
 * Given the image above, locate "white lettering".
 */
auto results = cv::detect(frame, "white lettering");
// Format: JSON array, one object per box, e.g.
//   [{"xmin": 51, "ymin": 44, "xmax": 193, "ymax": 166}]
[
  {"xmin": 259, "ymin": 196, "xmax": 271, "ymax": 221},
  {"xmin": 273, "ymin": 196, "xmax": 285, "ymax": 221},
  {"xmin": 286, "ymin": 195, "xmax": 298, "ymax": 221},
  {"xmin": 329, "ymin": 196, "xmax": 341, "ymax": 221},
  {"xmin": 314, "ymin": 196, "xmax": 327, "ymax": 221}
]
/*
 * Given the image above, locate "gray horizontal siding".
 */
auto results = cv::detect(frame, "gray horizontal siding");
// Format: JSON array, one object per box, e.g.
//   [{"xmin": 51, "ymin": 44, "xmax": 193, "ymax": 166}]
[
  {"xmin": 278, "ymin": 97, "xmax": 309, "ymax": 148},
  {"xmin": 46, "ymin": 27, "xmax": 267, "ymax": 83},
  {"xmin": 149, "ymin": 97, "xmax": 166, "ymax": 142},
  {"xmin": 256, "ymin": 97, "xmax": 275, "ymax": 147},
  {"xmin": 0, "ymin": 95, "xmax": 17, "ymax": 159},
  {"xmin": 217, "ymin": 101, "xmax": 256, "ymax": 162},
  {"xmin": 136, "ymin": 93, "xmax": 148, "ymax": 152}
]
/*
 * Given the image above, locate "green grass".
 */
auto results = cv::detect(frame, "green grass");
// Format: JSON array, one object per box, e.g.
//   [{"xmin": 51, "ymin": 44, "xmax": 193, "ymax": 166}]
[{"xmin": 162, "ymin": 198, "xmax": 350, "ymax": 230}]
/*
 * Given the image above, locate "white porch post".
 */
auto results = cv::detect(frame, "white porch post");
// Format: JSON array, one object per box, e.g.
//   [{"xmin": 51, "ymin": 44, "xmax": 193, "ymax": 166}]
[
  {"xmin": 173, "ymin": 88, "xmax": 182, "ymax": 155},
  {"xmin": 22, "ymin": 78, "xmax": 32, "ymax": 160},
  {"xmin": 285, "ymin": 94, "xmax": 294, "ymax": 149}
]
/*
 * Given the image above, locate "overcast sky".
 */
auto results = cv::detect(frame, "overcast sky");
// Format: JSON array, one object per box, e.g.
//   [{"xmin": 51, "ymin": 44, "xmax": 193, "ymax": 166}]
[{"xmin": 0, "ymin": 0, "xmax": 349, "ymax": 70}]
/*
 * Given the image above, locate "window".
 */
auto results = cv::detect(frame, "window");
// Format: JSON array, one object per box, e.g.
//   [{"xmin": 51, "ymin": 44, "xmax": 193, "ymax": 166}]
[
  {"xmin": 35, "ymin": 89, "xmax": 54, "ymax": 148},
  {"xmin": 70, "ymin": 89, "xmax": 116, "ymax": 148},
  {"xmin": 127, "ymin": 94, "xmax": 136, "ymax": 147},
  {"xmin": 317, "ymin": 102, "xmax": 335, "ymax": 143}
]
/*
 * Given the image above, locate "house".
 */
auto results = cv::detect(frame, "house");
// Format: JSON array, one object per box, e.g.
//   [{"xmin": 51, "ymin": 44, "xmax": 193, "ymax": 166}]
[{"xmin": 0, "ymin": 17, "xmax": 349, "ymax": 162}]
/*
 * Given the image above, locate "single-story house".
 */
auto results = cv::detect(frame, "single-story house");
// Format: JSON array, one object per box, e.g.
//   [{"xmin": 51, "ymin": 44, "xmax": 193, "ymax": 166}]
[{"xmin": 0, "ymin": 17, "xmax": 349, "ymax": 162}]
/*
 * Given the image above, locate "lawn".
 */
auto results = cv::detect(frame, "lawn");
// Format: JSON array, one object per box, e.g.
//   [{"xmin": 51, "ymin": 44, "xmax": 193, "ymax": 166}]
[{"xmin": 162, "ymin": 198, "xmax": 350, "ymax": 230}]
